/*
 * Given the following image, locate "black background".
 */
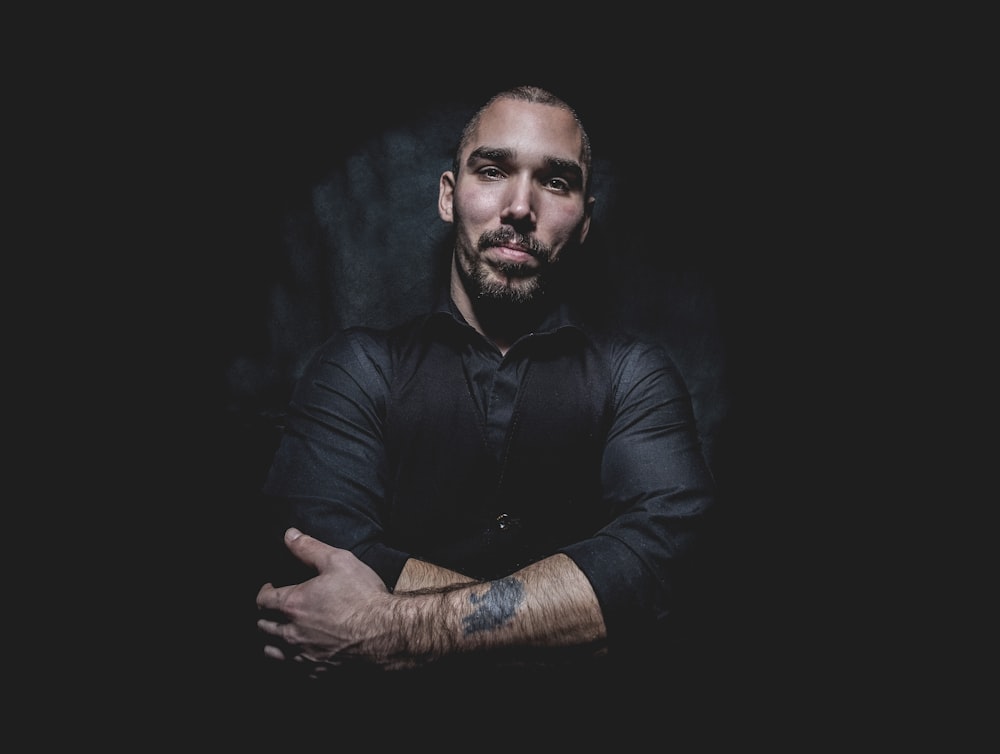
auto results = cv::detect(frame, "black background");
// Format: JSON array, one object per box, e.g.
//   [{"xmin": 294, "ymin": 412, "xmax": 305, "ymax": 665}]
[
  {"xmin": 187, "ymin": 64, "xmax": 865, "ymax": 720},
  {"xmin": 56, "ymin": 10, "xmax": 966, "ymax": 743}
]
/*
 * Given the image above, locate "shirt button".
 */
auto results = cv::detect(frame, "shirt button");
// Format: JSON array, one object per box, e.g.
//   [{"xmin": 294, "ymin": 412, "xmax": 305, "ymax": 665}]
[{"xmin": 496, "ymin": 513, "xmax": 520, "ymax": 530}]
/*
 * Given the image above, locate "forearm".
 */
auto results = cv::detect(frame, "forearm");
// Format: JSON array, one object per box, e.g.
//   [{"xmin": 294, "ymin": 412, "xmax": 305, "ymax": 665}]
[
  {"xmin": 394, "ymin": 558, "xmax": 478, "ymax": 592},
  {"xmin": 366, "ymin": 554, "xmax": 607, "ymax": 668}
]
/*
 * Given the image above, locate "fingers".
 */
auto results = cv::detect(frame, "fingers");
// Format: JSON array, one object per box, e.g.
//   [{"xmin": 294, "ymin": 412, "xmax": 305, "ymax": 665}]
[
  {"xmin": 255, "ymin": 582, "xmax": 279, "ymax": 611},
  {"xmin": 256, "ymin": 617, "xmax": 285, "ymax": 637},
  {"xmin": 257, "ymin": 611, "xmax": 294, "ymax": 662},
  {"xmin": 263, "ymin": 642, "xmax": 291, "ymax": 661},
  {"xmin": 258, "ymin": 614, "xmax": 305, "ymax": 664}
]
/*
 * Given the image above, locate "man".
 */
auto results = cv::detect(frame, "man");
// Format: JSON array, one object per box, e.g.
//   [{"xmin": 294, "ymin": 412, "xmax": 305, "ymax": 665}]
[{"xmin": 255, "ymin": 85, "xmax": 716, "ymax": 675}]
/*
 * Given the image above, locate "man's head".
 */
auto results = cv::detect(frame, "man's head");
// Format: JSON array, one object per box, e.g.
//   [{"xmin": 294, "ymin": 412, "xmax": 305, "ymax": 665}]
[{"xmin": 439, "ymin": 86, "xmax": 595, "ymax": 313}]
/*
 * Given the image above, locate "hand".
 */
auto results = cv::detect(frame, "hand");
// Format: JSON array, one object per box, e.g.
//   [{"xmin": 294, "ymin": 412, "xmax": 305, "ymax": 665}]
[{"xmin": 256, "ymin": 528, "xmax": 393, "ymax": 672}]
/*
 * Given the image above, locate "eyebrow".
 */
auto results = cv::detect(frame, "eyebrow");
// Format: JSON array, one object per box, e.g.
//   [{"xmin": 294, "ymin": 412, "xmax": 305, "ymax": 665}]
[{"xmin": 467, "ymin": 147, "xmax": 584, "ymax": 183}]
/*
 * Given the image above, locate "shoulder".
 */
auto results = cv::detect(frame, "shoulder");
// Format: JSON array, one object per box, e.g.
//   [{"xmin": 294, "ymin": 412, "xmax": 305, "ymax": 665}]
[
  {"xmin": 304, "ymin": 314, "xmax": 436, "ymax": 377},
  {"xmin": 575, "ymin": 323, "xmax": 688, "ymax": 396},
  {"xmin": 577, "ymin": 323, "xmax": 678, "ymax": 368},
  {"xmin": 307, "ymin": 325, "xmax": 389, "ymax": 367}
]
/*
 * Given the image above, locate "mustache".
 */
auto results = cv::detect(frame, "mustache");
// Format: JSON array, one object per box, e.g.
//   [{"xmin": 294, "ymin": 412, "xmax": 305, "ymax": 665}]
[{"xmin": 477, "ymin": 229, "xmax": 550, "ymax": 261}]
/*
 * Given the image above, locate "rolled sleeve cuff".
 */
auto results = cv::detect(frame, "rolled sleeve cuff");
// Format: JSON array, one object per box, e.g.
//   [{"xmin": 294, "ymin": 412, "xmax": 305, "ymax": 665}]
[
  {"xmin": 356, "ymin": 543, "xmax": 411, "ymax": 590},
  {"xmin": 559, "ymin": 536, "xmax": 669, "ymax": 652}
]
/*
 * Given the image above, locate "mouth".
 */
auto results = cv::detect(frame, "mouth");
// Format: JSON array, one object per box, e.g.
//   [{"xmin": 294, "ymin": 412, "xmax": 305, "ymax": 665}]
[{"xmin": 489, "ymin": 244, "xmax": 537, "ymax": 266}]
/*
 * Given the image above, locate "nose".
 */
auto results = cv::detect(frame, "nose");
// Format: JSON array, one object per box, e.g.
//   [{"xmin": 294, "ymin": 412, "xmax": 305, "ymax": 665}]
[{"xmin": 500, "ymin": 175, "xmax": 535, "ymax": 226}]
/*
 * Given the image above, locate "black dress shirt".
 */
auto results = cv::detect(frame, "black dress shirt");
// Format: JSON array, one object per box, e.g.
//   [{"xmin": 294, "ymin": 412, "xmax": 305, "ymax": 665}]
[{"xmin": 262, "ymin": 292, "xmax": 716, "ymax": 652}]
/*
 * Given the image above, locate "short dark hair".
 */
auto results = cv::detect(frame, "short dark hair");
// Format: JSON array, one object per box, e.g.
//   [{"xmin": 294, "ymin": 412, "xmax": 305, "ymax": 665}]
[{"xmin": 452, "ymin": 85, "xmax": 593, "ymax": 196}]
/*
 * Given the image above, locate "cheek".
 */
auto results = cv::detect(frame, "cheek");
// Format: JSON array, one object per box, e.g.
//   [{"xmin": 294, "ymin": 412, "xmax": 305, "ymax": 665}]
[
  {"xmin": 454, "ymin": 189, "xmax": 499, "ymax": 225},
  {"xmin": 547, "ymin": 205, "xmax": 587, "ymax": 245}
]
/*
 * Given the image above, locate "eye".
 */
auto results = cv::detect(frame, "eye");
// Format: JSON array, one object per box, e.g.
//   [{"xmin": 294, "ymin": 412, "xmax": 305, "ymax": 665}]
[
  {"xmin": 545, "ymin": 177, "xmax": 571, "ymax": 192},
  {"xmin": 478, "ymin": 166, "xmax": 505, "ymax": 180}
]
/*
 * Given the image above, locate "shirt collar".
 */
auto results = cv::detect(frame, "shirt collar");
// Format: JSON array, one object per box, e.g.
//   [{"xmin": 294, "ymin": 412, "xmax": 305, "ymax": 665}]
[{"xmin": 425, "ymin": 286, "xmax": 585, "ymax": 340}]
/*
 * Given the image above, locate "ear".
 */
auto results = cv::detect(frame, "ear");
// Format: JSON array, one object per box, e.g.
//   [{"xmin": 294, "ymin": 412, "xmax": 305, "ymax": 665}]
[
  {"xmin": 438, "ymin": 171, "xmax": 456, "ymax": 223},
  {"xmin": 578, "ymin": 195, "xmax": 595, "ymax": 244}
]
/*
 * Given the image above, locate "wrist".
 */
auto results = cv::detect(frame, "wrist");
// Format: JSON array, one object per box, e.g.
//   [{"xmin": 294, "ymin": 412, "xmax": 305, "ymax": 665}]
[{"xmin": 349, "ymin": 590, "xmax": 453, "ymax": 670}]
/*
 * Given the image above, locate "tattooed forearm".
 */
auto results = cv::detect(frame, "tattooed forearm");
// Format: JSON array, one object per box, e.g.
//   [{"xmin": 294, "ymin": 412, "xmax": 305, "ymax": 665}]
[{"xmin": 461, "ymin": 577, "xmax": 525, "ymax": 635}]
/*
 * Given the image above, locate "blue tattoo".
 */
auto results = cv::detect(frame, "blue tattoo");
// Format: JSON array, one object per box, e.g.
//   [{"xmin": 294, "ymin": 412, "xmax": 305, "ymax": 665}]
[{"xmin": 462, "ymin": 578, "xmax": 525, "ymax": 635}]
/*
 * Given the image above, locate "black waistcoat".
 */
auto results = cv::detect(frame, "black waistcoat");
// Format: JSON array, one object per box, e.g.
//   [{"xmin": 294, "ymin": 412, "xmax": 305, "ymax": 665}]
[{"xmin": 383, "ymin": 316, "xmax": 614, "ymax": 580}]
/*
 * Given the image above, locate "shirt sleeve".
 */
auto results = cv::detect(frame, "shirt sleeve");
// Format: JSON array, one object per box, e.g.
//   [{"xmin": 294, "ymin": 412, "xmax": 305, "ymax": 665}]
[
  {"xmin": 261, "ymin": 327, "xmax": 410, "ymax": 587},
  {"xmin": 558, "ymin": 337, "xmax": 717, "ymax": 653}
]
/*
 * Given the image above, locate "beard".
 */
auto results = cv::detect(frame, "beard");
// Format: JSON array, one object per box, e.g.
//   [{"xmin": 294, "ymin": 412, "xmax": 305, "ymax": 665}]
[{"xmin": 456, "ymin": 227, "xmax": 556, "ymax": 306}]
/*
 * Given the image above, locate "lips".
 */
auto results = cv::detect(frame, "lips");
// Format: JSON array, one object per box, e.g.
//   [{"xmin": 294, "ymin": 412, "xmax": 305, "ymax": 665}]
[
  {"xmin": 478, "ymin": 229, "xmax": 546, "ymax": 269},
  {"xmin": 491, "ymin": 245, "xmax": 537, "ymax": 265}
]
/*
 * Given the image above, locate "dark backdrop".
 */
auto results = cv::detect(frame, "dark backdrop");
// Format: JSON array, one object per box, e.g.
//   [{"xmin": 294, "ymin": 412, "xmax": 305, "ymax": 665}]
[
  {"xmin": 160, "ymin": 48, "xmax": 894, "ymax": 736},
  {"xmin": 33, "ymin": 7, "xmax": 968, "ymax": 742}
]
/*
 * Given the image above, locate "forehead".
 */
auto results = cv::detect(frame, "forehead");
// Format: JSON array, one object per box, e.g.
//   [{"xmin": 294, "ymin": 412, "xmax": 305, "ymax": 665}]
[{"xmin": 465, "ymin": 99, "xmax": 585, "ymax": 166}]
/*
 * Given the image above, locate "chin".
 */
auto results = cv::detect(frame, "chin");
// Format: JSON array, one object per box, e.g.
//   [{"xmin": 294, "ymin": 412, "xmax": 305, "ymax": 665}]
[{"xmin": 479, "ymin": 278, "xmax": 544, "ymax": 305}]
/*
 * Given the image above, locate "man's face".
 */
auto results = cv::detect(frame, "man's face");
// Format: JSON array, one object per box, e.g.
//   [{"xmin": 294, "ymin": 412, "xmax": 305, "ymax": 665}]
[{"xmin": 439, "ymin": 98, "xmax": 593, "ymax": 304}]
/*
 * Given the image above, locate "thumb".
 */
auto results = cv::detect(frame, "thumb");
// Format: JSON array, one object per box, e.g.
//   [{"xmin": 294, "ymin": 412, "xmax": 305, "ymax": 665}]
[{"xmin": 283, "ymin": 527, "xmax": 334, "ymax": 571}]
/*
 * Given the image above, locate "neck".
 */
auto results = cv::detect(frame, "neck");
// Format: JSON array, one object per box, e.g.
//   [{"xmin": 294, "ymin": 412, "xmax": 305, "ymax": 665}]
[{"xmin": 449, "ymin": 261, "xmax": 551, "ymax": 355}]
